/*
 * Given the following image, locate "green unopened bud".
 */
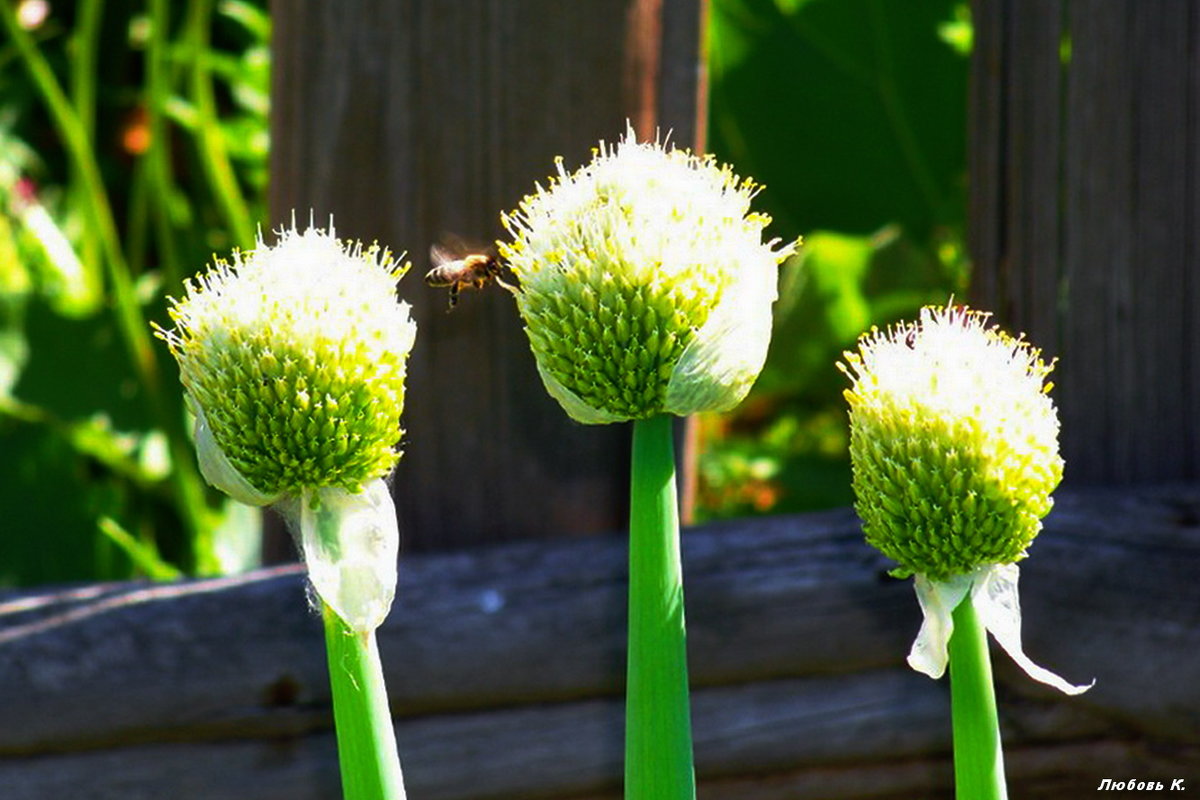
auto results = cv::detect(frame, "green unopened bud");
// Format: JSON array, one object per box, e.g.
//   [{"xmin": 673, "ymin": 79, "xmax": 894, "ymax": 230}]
[
  {"xmin": 841, "ymin": 304, "xmax": 1090, "ymax": 694},
  {"xmin": 841, "ymin": 304, "xmax": 1062, "ymax": 581},
  {"xmin": 500, "ymin": 128, "xmax": 797, "ymax": 423},
  {"xmin": 156, "ymin": 223, "xmax": 416, "ymax": 633},
  {"xmin": 157, "ymin": 224, "xmax": 416, "ymax": 500}
]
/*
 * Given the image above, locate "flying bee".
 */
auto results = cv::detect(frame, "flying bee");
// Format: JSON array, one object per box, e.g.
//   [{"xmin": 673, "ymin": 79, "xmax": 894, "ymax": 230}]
[{"xmin": 425, "ymin": 239, "xmax": 517, "ymax": 311}]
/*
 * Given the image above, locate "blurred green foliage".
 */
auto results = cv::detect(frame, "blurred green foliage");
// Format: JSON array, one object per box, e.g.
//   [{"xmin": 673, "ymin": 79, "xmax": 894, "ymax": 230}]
[
  {"xmin": 698, "ymin": 0, "xmax": 971, "ymax": 520},
  {"xmin": 0, "ymin": 0, "xmax": 268, "ymax": 585}
]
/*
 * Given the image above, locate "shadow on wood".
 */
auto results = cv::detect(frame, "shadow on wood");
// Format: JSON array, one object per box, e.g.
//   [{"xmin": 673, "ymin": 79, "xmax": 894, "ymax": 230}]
[{"xmin": 1, "ymin": 486, "xmax": 1197, "ymax": 798}]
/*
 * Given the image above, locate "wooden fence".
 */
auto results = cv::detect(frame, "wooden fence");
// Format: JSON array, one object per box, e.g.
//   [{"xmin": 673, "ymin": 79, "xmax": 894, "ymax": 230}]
[
  {"xmin": 970, "ymin": 0, "xmax": 1200, "ymax": 483},
  {"xmin": 2, "ymin": 485, "xmax": 1197, "ymax": 798},
  {"xmin": 2, "ymin": 0, "xmax": 1199, "ymax": 797}
]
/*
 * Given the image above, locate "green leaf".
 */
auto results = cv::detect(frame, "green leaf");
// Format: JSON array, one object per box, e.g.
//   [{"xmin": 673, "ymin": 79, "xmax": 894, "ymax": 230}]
[
  {"xmin": 710, "ymin": 0, "xmax": 968, "ymax": 236},
  {"xmin": 98, "ymin": 516, "xmax": 182, "ymax": 581}
]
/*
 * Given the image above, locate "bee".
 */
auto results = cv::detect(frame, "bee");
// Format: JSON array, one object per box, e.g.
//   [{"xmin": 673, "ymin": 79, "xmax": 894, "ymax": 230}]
[{"xmin": 424, "ymin": 239, "xmax": 517, "ymax": 311}]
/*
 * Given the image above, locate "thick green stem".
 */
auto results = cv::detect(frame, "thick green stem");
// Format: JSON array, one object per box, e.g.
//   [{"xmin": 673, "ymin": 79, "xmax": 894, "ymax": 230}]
[
  {"xmin": 322, "ymin": 603, "xmax": 407, "ymax": 800},
  {"xmin": 626, "ymin": 414, "xmax": 695, "ymax": 799},
  {"xmin": 948, "ymin": 595, "xmax": 1007, "ymax": 800}
]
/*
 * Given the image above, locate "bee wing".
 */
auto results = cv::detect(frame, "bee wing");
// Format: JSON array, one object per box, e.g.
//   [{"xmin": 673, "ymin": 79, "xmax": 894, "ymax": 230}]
[
  {"xmin": 429, "ymin": 242, "xmax": 459, "ymax": 266},
  {"xmin": 436, "ymin": 231, "xmax": 501, "ymax": 258}
]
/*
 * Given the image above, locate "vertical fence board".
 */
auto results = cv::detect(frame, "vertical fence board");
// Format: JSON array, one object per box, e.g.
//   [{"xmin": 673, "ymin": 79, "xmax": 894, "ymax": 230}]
[
  {"xmin": 1063, "ymin": 0, "xmax": 1135, "ymax": 481},
  {"xmin": 269, "ymin": 1, "xmax": 705, "ymax": 550},
  {"xmin": 967, "ymin": 0, "xmax": 1005, "ymax": 309},
  {"xmin": 1003, "ymin": 0, "xmax": 1063, "ymax": 344},
  {"xmin": 971, "ymin": 0, "xmax": 1200, "ymax": 484},
  {"xmin": 1130, "ymin": 1, "xmax": 1190, "ymax": 481},
  {"xmin": 1190, "ymin": 4, "xmax": 1200, "ymax": 478}
]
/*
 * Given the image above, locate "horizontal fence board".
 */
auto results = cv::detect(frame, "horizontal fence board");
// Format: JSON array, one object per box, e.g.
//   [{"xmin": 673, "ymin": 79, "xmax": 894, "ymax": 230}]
[
  {"xmin": 1, "ymin": 703, "xmax": 1191, "ymax": 800},
  {"xmin": 1, "ymin": 486, "xmax": 1198, "ymax": 797}
]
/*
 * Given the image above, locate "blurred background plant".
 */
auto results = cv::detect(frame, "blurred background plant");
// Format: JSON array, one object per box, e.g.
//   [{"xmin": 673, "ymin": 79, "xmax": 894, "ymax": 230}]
[
  {"xmin": 697, "ymin": 0, "xmax": 970, "ymax": 521},
  {"xmin": 0, "ymin": 0, "xmax": 268, "ymax": 585},
  {"xmin": 0, "ymin": 0, "xmax": 968, "ymax": 585}
]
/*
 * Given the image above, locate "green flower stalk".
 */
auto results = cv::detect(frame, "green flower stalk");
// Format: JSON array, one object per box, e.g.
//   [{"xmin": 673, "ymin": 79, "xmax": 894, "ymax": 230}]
[
  {"xmin": 501, "ymin": 128, "xmax": 796, "ymax": 799},
  {"xmin": 156, "ymin": 222, "xmax": 414, "ymax": 799},
  {"xmin": 841, "ymin": 303, "xmax": 1092, "ymax": 799}
]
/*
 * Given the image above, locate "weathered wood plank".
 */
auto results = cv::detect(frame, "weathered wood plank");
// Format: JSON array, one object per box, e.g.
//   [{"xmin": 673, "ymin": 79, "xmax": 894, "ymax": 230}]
[
  {"xmin": 966, "ymin": 0, "xmax": 1005, "ymax": 308},
  {"xmin": 1062, "ymin": 0, "xmax": 1135, "ymax": 483},
  {"xmin": 3, "ymin": 672, "xmax": 1171, "ymax": 800},
  {"xmin": 268, "ymin": 0, "xmax": 705, "ymax": 553},
  {"xmin": 0, "ymin": 487, "xmax": 1197, "ymax": 797},
  {"xmin": 971, "ymin": 0, "xmax": 1066, "ymax": 343},
  {"xmin": 1130, "ymin": 1, "xmax": 1191, "ymax": 481},
  {"xmin": 1003, "ymin": 0, "xmax": 1062, "ymax": 345},
  {"xmin": 970, "ymin": 0, "xmax": 1200, "ymax": 483},
  {"xmin": 0, "ymin": 691, "xmax": 1191, "ymax": 800},
  {"xmin": 0, "ymin": 509, "xmax": 916, "ymax": 751},
  {"xmin": 1191, "ymin": 2, "xmax": 1200, "ymax": 480}
]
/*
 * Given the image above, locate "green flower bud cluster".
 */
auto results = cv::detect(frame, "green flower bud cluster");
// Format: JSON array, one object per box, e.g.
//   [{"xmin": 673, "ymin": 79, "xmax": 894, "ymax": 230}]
[
  {"xmin": 840, "ymin": 304, "xmax": 1063, "ymax": 581},
  {"xmin": 500, "ymin": 129, "xmax": 796, "ymax": 424},
  {"xmin": 518, "ymin": 271, "xmax": 707, "ymax": 419},
  {"xmin": 156, "ymin": 224, "xmax": 416, "ymax": 501}
]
